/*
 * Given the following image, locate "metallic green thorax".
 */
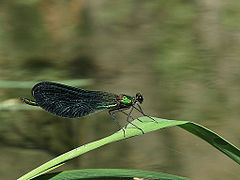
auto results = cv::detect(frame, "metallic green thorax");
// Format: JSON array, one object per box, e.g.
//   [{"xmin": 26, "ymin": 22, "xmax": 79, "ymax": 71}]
[
  {"xmin": 119, "ymin": 95, "xmax": 135, "ymax": 107},
  {"xmin": 96, "ymin": 94, "xmax": 135, "ymax": 109}
]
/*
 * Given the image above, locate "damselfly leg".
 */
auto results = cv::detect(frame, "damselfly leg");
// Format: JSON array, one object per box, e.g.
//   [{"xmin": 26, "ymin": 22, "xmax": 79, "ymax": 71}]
[
  {"xmin": 109, "ymin": 107, "xmax": 144, "ymax": 136},
  {"xmin": 133, "ymin": 103, "xmax": 158, "ymax": 123}
]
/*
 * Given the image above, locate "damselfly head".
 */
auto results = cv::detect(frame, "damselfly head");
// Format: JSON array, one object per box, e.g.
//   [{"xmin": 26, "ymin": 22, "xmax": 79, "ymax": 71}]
[{"xmin": 136, "ymin": 93, "xmax": 143, "ymax": 104}]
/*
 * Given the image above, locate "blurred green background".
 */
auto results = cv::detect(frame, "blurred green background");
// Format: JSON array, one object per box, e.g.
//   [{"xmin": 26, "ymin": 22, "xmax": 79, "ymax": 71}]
[{"xmin": 0, "ymin": 0, "xmax": 240, "ymax": 179}]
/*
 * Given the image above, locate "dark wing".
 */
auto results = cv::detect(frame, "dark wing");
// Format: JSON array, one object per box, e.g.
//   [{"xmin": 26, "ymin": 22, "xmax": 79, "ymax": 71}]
[{"xmin": 31, "ymin": 82, "xmax": 119, "ymax": 118}]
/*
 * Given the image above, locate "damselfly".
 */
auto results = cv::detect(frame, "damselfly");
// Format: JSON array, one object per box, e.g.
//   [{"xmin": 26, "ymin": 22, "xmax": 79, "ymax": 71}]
[{"xmin": 20, "ymin": 82, "xmax": 155, "ymax": 135}]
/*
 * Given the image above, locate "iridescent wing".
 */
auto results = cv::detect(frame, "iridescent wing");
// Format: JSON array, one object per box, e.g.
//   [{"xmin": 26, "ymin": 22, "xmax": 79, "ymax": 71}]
[{"xmin": 30, "ymin": 82, "xmax": 119, "ymax": 118}]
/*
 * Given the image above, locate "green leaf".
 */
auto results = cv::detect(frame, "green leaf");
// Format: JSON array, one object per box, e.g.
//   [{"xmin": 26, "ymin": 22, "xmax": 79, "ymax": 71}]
[
  {"xmin": 33, "ymin": 169, "xmax": 190, "ymax": 180},
  {"xmin": 18, "ymin": 117, "xmax": 240, "ymax": 180},
  {"xmin": 179, "ymin": 122, "xmax": 240, "ymax": 164}
]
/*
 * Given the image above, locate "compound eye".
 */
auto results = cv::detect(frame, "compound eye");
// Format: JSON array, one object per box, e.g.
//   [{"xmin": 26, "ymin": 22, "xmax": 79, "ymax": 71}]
[{"xmin": 136, "ymin": 93, "xmax": 143, "ymax": 104}]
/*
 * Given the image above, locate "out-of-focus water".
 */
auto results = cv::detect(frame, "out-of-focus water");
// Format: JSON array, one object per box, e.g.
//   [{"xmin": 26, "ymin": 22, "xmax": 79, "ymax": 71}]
[{"xmin": 0, "ymin": 1, "xmax": 239, "ymax": 179}]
